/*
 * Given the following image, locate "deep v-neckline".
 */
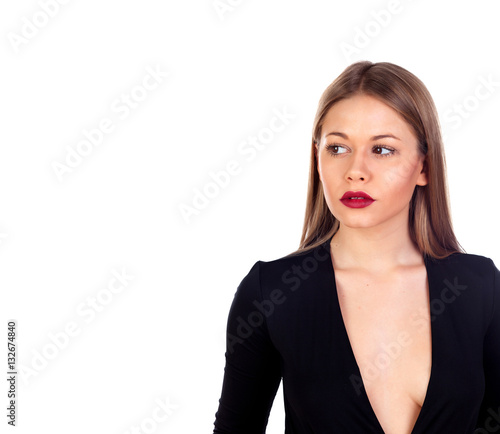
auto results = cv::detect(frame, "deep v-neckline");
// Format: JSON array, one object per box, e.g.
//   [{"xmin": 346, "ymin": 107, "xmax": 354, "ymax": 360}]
[{"xmin": 323, "ymin": 236, "xmax": 435, "ymax": 433}]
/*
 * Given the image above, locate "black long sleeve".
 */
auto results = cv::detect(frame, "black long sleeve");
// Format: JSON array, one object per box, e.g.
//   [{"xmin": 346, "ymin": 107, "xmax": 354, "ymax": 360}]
[
  {"xmin": 212, "ymin": 236, "xmax": 500, "ymax": 433},
  {"xmin": 213, "ymin": 261, "xmax": 282, "ymax": 433},
  {"xmin": 474, "ymin": 258, "xmax": 500, "ymax": 432}
]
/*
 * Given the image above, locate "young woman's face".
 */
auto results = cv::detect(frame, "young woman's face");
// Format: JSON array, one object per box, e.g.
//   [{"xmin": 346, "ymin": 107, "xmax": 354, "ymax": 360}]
[{"xmin": 316, "ymin": 93, "xmax": 427, "ymax": 232}]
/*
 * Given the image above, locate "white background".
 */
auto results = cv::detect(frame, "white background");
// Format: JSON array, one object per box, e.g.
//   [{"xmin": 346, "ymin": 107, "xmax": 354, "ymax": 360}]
[{"xmin": 1, "ymin": 1, "xmax": 499, "ymax": 433}]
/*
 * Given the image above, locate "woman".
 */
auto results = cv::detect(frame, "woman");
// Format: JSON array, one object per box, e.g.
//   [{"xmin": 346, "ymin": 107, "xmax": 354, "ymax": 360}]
[{"xmin": 212, "ymin": 61, "xmax": 500, "ymax": 433}]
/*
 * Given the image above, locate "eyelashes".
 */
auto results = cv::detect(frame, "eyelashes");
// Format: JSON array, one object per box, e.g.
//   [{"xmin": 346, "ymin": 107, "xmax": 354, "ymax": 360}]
[{"xmin": 325, "ymin": 143, "xmax": 395, "ymax": 158}]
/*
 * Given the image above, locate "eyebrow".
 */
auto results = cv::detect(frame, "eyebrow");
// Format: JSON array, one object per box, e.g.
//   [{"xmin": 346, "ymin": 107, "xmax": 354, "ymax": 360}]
[{"xmin": 325, "ymin": 132, "xmax": 401, "ymax": 141}]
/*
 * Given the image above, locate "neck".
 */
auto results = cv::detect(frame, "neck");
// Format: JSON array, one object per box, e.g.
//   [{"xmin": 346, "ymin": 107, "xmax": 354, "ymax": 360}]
[{"xmin": 330, "ymin": 218, "xmax": 423, "ymax": 273}]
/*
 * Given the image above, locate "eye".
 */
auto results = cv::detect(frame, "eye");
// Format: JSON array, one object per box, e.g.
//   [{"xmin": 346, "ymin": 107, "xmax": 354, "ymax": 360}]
[
  {"xmin": 325, "ymin": 144, "xmax": 348, "ymax": 156},
  {"xmin": 324, "ymin": 143, "xmax": 395, "ymax": 158},
  {"xmin": 373, "ymin": 145, "xmax": 395, "ymax": 157}
]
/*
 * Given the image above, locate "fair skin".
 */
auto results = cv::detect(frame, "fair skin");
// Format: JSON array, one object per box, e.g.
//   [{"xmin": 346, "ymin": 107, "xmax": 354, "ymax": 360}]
[
  {"xmin": 316, "ymin": 93, "xmax": 431, "ymax": 434},
  {"xmin": 316, "ymin": 93, "xmax": 428, "ymax": 272}
]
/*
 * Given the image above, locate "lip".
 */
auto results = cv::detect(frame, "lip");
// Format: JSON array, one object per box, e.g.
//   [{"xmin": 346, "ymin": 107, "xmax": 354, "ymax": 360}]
[
  {"xmin": 341, "ymin": 191, "xmax": 374, "ymax": 200},
  {"xmin": 340, "ymin": 190, "xmax": 375, "ymax": 208}
]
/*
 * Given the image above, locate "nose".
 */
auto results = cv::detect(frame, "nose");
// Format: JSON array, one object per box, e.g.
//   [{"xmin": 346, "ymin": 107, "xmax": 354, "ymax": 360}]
[{"xmin": 345, "ymin": 149, "xmax": 369, "ymax": 182}]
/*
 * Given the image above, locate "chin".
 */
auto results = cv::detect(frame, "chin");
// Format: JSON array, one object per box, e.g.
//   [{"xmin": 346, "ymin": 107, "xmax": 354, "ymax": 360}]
[
  {"xmin": 341, "ymin": 222, "xmax": 378, "ymax": 230},
  {"xmin": 333, "ymin": 212, "xmax": 382, "ymax": 229}
]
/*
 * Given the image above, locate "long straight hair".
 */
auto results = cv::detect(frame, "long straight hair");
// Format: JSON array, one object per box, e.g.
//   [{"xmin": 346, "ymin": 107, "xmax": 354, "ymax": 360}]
[{"xmin": 287, "ymin": 61, "xmax": 464, "ymax": 259}]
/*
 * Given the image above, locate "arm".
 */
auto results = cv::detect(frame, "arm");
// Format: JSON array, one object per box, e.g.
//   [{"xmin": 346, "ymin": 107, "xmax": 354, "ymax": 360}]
[
  {"xmin": 213, "ymin": 261, "xmax": 282, "ymax": 434},
  {"xmin": 474, "ymin": 259, "xmax": 500, "ymax": 432}
]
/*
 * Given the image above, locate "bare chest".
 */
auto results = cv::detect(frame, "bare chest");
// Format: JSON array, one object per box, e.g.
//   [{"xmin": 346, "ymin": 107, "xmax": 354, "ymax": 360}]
[{"xmin": 334, "ymin": 266, "xmax": 432, "ymax": 434}]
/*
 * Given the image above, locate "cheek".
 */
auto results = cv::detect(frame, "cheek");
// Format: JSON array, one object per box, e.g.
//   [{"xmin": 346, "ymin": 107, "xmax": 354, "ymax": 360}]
[
  {"xmin": 383, "ymin": 157, "xmax": 420, "ymax": 188},
  {"xmin": 320, "ymin": 171, "xmax": 342, "ymax": 211}
]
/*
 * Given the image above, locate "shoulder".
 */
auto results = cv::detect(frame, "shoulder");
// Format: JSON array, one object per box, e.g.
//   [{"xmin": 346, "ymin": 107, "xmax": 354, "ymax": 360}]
[
  {"xmin": 427, "ymin": 251, "xmax": 499, "ymax": 279},
  {"xmin": 254, "ymin": 242, "xmax": 332, "ymax": 294},
  {"xmin": 426, "ymin": 252, "xmax": 499, "ymax": 296},
  {"xmin": 260, "ymin": 244, "xmax": 327, "ymax": 268},
  {"xmin": 236, "ymin": 242, "xmax": 331, "ymax": 297},
  {"xmin": 427, "ymin": 252, "xmax": 499, "ymax": 317}
]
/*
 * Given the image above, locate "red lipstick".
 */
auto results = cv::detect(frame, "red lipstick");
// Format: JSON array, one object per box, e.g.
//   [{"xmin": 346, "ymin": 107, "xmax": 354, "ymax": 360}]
[{"xmin": 340, "ymin": 191, "xmax": 375, "ymax": 208}]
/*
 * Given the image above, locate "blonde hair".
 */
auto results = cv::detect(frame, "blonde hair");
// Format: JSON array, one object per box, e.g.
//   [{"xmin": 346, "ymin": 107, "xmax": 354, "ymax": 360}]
[{"xmin": 287, "ymin": 61, "xmax": 464, "ymax": 259}]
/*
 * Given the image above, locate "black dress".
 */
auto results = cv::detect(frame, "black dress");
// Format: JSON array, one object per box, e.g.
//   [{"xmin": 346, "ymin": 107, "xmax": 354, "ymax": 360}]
[{"xmin": 213, "ymin": 235, "xmax": 500, "ymax": 433}]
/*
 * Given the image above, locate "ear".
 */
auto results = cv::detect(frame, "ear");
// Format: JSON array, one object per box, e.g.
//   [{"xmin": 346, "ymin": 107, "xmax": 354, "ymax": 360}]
[
  {"xmin": 315, "ymin": 142, "xmax": 322, "ymax": 182},
  {"xmin": 416, "ymin": 157, "xmax": 428, "ymax": 186}
]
